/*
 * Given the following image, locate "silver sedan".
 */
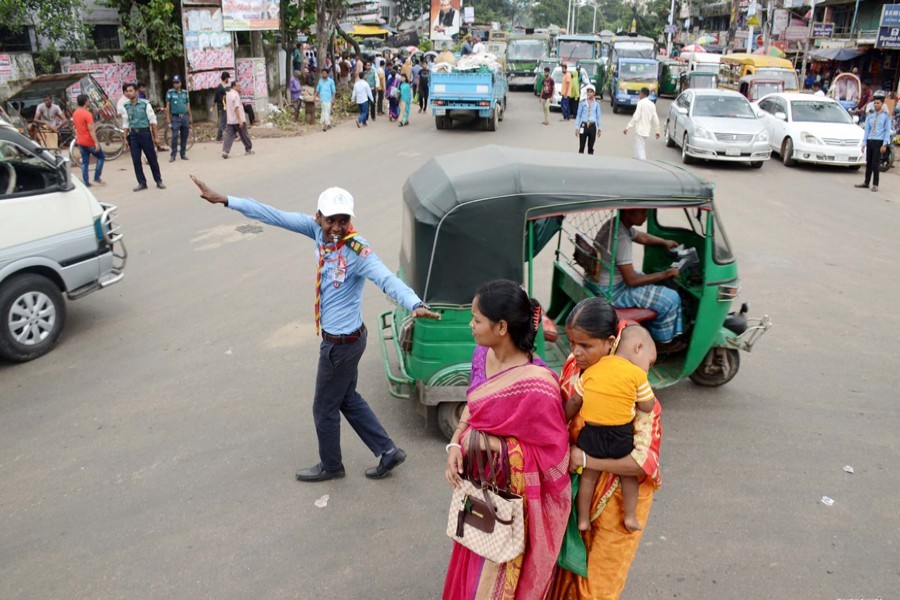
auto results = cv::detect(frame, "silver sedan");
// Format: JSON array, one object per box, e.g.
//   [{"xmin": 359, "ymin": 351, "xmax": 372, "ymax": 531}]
[{"xmin": 664, "ymin": 89, "xmax": 771, "ymax": 168}]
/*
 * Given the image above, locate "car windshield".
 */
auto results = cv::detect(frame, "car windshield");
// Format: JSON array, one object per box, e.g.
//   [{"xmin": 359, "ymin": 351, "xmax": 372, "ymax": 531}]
[
  {"xmin": 616, "ymin": 43, "xmax": 656, "ymax": 59},
  {"xmin": 692, "ymin": 95, "xmax": 756, "ymax": 119},
  {"xmin": 756, "ymin": 68, "xmax": 799, "ymax": 91},
  {"xmin": 752, "ymin": 82, "xmax": 782, "ymax": 99},
  {"xmin": 580, "ymin": 63, "xmax": 599, "ymax": 75},
  {"xmin": 508, "ymin": 40, "xmax": 545, "ymax": 60},
  {"xmin": 620, "ymin": 62, "xmax": 656, "ymax": 80},
  {"xmin": 790, "ymin": 100, "xmax": 852, "ymax": 124},
  {"xmin": 558, "ymin": 42, "xmax": 594, "ymax": 60},
  {"xmin": 690, "ymin": 73, "xmax": 717, "ymax": 88}
]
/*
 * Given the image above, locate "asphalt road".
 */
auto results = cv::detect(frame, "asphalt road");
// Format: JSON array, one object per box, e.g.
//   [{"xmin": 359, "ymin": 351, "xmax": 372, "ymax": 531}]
[{"xmin": 2, "ymin": 90, "xmax": 898, "ymax": 600}]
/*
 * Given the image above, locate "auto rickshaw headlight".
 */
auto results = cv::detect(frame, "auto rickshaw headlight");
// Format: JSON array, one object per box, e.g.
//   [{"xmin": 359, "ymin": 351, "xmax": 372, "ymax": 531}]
[
  {"xmin": 801, "ymin": 132, "xmax": 823, "ymax": 145},
  {"xmin": 717, "ymin": 282, "xmax": 741, "ymax": 302}
]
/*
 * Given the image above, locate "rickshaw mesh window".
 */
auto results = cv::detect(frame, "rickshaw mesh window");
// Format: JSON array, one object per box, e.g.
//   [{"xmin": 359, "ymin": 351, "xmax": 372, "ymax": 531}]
[{"xmin": 559, "ymin": 210, "xmax": 617, "ymax": 295}]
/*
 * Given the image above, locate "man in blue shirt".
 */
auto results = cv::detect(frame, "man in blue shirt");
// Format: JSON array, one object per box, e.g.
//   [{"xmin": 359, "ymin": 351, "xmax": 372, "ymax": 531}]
[
  {"xmin": 855, "ymin": 90, "xmax": 892, "ymax": 192},
  {"xmin": 315, "ymin": 68, "xmax": 336, "ymax": 132},
  {"xmin": 575, "ymin": 84, "xmax": 602, "ymax": 155},
  {"xmin": 190, "ymin": 175, "xmax": 440, "ymax": 482}
]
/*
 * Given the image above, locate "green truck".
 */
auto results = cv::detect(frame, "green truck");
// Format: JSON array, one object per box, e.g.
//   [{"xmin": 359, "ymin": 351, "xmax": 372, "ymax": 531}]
[{"xmin": 505, "ymin": 33, "xmax": 551, "ymax": 89}]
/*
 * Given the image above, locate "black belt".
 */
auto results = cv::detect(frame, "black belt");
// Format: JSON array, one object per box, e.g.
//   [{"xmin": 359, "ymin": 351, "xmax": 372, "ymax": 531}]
[
  {"xmin": 171, "ymin": 113, "xmax": 187, "ymax": 116},
  {"xmin": 322, "ymin": 324, "xmax": 366, "ymax": 344},
  {"xmin": 130, "ymin": 127, "xmax": 150, "ymax": 132}
]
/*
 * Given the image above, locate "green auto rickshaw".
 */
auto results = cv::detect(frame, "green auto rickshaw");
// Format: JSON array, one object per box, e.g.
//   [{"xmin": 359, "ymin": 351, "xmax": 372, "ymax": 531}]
[
  {"xmin": 679, "ymin": 70, "xmax": 718, "ymax": 93},
  {"xmin": 379, "ymin": 146, "xmax": 772, "ymax": 438},
  {"xmin": 576, "ymin": 59, "xmax": 607, "ymax": 99},
  {"xmin": 659, "ymin": 60, "xmax": 688, "ymax": 97}
]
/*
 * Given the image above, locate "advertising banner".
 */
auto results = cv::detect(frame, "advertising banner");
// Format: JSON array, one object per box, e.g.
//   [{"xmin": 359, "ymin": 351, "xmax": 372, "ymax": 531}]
[
  {"xmin": 222, "ymin": 0, "xmax": 280, "ymax": 31},
  {"xmin": 812, "ymin": 23, "xmax": 834, "ymax": 38},
  {"xmin": 772, "ymin": 9, "xmax": 789, "ymax": 35},
  {"xmin": 63, "ymin": 62, "xmax": 137, "ymax": 102},
  {"xmin": 876, "ymin": 5, "xmax": 900, "ymax": 49},
  {"xmin": 0, "ymin": 55, "xmax": 13, "ymax": 78},
  {"xmin": 183, "ymin": 6, "xmax": 236, "ymax": 91},
  {"xmin": 430, "ymin": 0, "xmax": 461, "ymax": 43}
]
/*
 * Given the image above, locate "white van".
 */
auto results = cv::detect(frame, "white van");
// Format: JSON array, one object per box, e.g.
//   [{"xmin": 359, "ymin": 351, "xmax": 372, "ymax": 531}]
[{"xmin": 0, "ymin": 126, "xmax": 126, "ymax": 362}]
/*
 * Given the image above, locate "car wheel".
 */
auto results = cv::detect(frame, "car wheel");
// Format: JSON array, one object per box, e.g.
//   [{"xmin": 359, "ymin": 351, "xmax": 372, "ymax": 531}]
[
  {"xmin": 781, "ymin": 138, "xmax": 796, "ymax": 167},
  {"xmin": 750, "ymin": 160, "xmax": 764, "ymax": 169},
  {"xmin": 681, "ymin": 134, "xmax": 695, "ymax": 164},
  {"xmin": 664, "ymin": 121, "xmax": 675, "ymax": 147},
  {"xmin": 0, "ymin": 273, "xmax": 66, "ymax": 362},
  {"xmin": 612, "ymin": 101, "xmax": 619, "ymax": 114}
]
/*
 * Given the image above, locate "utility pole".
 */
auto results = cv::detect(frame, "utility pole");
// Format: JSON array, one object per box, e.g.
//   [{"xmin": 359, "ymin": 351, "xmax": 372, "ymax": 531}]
[
  {"xmin": 666, "ymin": 0, "xmax": 676, "ymax": 56},
  {"xmin": 799, "ymin": 0, "xmax": 816, "ymax": 84},
  {"xmin": 593, "ymin": 1, "xmax": 598, "ymax": 34}
]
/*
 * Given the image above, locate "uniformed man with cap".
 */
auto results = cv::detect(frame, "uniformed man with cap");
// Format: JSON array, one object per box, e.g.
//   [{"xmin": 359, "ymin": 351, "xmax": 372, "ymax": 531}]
[
  {"xmin": 165, "ymin": 75, "xmax": 192, "ymax": 162},
  {"xmin": 189, "ymin": 175, "xmax": 440, "ymax": 482},
  {"xmin": 121, "ymin": 82, "xmax": 164, "ymax": 191}
]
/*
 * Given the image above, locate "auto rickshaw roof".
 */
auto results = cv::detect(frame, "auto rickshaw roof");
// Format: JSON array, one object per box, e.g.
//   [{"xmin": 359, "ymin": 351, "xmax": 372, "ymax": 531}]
[
  {"xmin": 6, "ymin": 74, "xmax": 93, "ymax": 103},
  {"xmin": 401, "ymin": 146, "xmax": 714, "ymax": 303},
  {"xmin": 739, "ymin": 74, "xmax": 783, "ymax": 83}
]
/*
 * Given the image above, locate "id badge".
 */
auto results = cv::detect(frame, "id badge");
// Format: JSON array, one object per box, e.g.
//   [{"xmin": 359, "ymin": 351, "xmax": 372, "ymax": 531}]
[
  {"xmin": 332, "ymin": 265, "xmax": 347, "ymax": 284},
  {"xmin": 579, "ymin": 125, "xmax": 585, "ymax": 135}
]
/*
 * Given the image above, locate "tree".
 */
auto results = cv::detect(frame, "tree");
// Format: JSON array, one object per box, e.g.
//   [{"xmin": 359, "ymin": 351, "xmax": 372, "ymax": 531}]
[
  {"xmin": 315, "ymin": 0, "xmax": 346, "ymax": 81},
  {"xmin": 0, "ymin": 0, "xmax": 92, "ymax": 72},
  {"xmin": 103, "ymin": 0, "xmax": 184, "ymax": 63}
]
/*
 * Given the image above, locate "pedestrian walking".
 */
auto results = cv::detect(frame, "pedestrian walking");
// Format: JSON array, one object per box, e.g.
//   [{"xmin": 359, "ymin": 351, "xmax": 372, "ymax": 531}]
[
  {"xmin": 539, "ymin": 66, "xmax": 554, "ymax": 125},
  {"xmin": 575, "ymin": 84, "xmax": 601, "ymax": 154},
  {"xmin": 411, "ymin": 58, "xmax": 423, "ymax": 102},
  {"xmin": 387, "ymin": 67, "xmax": 401, "ymax": 121},
  {"xmin": 121, "ymin": 82, "xmax": 164, "ymax": 192},
  {"xmin": 302, "ymin": 73, "xmax": 317, "ymax": 125},
  {"xmin": 71, "ymin": 93, "xmax": 106, "ymax": 187},
  {"xmin": 316, "ymin": 68, "xmax": 336, "ymax": 131},
  {"xmin": 398, "ymin": 74, "xmax": 412, "ymax": 126},
  {"xmin": 568, "ymin": 68, "xmax": 581, "ymax": 122},
  {"xmin": 221, "ymin": 81, "xmax": 253, "ymax": 158},
  {"xmin": 364, "ymin": 62, "xmax": 378, "ymax": 121},
  {"xmin": 292, "ymin": 42, "xmax": 303, "ymax": 73},
  {"xmin": 352, "ymin": 72, "xmax": 374, "ymax": 128},
  {"xmin": 855, "ymin": 89, "xmax": 891, "ymax": 192},
  {"xmin": 214, "ymin": 72, "xmax": 230, "ymax": 142},
  {"xmin": 560, "ymin": 64, "xmax": 572, "ymax": 121},
  {"xmin": 189, "ymin": 176, "xmax": 441, "ymax": 483},
  {"xmin": 290, "ymin": 70, "xmax": 303, "ymax": 122},
  {"xmin": 623, "ymin": 87, "xmax": 660, "ymax": 160},
  {"xmin": 165, "ymin": 75, "xmax": 192, "ymax": 162},
  {"xmin": 418, "ymin": 62, "xmax": 430, "ymax": 113},
  {"xmin": 376, "ymin": 59, "xmax": 386, "ymax": 114}
]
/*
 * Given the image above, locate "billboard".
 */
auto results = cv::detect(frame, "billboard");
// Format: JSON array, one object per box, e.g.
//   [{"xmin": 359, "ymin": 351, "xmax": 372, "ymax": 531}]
[
  {"xmin": 876, "ymin": 4, "xmax": 900, "ymax": 49},
  {"xmin": 430, "ymin": 0, "xmax": 461, "ymax": 44},
  {"xmin": 183, "ymin": 6, "xmax": 236, "ymax": 91},
  {"xmin": 222, "ymin": 0, "xmax": 280, "ymax": 31}
]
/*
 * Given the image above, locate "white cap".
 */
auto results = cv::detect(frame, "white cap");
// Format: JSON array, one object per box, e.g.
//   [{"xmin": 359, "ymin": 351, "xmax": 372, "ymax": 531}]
[
  {"xmin": 317, "ymin": 187, "xmax": 355, "ymax": 217},
  {"xmin": 583, "ymin": 84, "xmax": 596, "ymax": 93}
]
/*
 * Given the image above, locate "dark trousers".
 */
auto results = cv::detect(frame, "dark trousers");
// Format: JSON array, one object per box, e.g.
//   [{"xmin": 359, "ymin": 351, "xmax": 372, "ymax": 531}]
[
  {"xmin": 357, "ymin": 101, "xmax": 369, "ymax": 125},
  {"xmin": 128, "ymin": 130, "xmax": 161, "ymax": 186},
  {"xmin": 579, "ymin": 122, "xmax": 597, "ymax": 154},
  {"xmin": 243, "ymin": 104, "xmax": 256, "ymax": 125},
  {"xmin": 561, "ymin": 96, "xmax": 571, "ymax": 120},
  {"xmin": 314, "ymin": 329, "xmax": 393, "ymax": 470},
  {"xmin": 569, "ymin": 97, "xmax": 579, "ymax": 119},
  {"xmin": 216, "ymin": 110, "xmax": 226, "ymax": 141},
  {"xmin": 170, "ymin": 114, "xmax": 189, "ymax": 158},
  {"xmin": 77, "ymin": 144, "xmax": 105, "ymax": 186},
  {"xmin": 418, "ymin": 89, "xmax": 429, "ymax": 110},
  {"xmin": 864, "ymin": 139, "xmax": 882, "ymax": 186},
  {"xmin": 222, "ymin": 123, "xmax": 252, "ymax": 154},
  {"xmin": 369, "ymin": 97, "xmax": 377, "ymax": 120},
  {"xmin": 377, "ymin": 90, "xmax": 385, "ymax": 114}
]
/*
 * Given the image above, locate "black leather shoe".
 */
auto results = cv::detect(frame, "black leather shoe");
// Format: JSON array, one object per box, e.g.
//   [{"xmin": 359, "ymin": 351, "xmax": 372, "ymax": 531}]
[
  {"xmin": 854, "ymin": 183, "xmax": 869, "ymax": 188},
  {"xmin": 133, "ymin": 184, "xmax": 148, "ymax": 192},
  {"xmin": 157, "ymin": 182, "xmax": 166, "ymax": 189},
  {"xmin": 296, "ymin": 463, "xmax": 345, "ymax": 482},
  {"xmin": 181, "ymin": 155, "xmax": 188, "ymax": 160},
  {"xmin": 168, "ymin": 156, "xmax": 176, "ymax": 162},
  {"xmin": 365, "ymin": 448, "xmax": 407, "ymax": 479}
]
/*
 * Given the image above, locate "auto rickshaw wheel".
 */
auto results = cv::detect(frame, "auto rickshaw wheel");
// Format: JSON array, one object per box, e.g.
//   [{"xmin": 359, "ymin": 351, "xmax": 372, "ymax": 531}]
[
  {"xmin": 437, "ymin": 402, "xmax": 466, "ymax": 440},
  {"xmin": 781, "ymin": 138, "xmax": 796, "ymax": 167},
  {"xmin": 689, "ymin": 348, "xmax": 740, "ymax": 387}
]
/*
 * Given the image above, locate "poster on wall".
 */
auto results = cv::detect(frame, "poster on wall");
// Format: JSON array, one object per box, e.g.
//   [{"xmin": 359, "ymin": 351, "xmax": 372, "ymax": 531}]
[
  {"xmin": 63, "ymin": 62, "xmax": 137, "ymax": 102},
  {"xmin": 222, "ymin": 0, "xmax": 280, "ymax": 31},
  {"xmin": 183, "ymin": 6, "xmax": 236, "ymax": 91},
  {"xmin": 430, "ymin": 0, "xmax": 461, "ymax": 44},
  {"xmin": 236, "ymin": 58, "xmax": 268, "ymax": 106},
  {"xmin": 0, "ymin": 55, "xmax": 13, "ymax": 78}
]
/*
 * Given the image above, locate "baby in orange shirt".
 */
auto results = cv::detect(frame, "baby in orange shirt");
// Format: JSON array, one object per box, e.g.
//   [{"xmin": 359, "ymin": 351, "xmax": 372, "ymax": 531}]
[{"xmin": 574, "ymin": 325, "xmax": 656, "ymax": 532}]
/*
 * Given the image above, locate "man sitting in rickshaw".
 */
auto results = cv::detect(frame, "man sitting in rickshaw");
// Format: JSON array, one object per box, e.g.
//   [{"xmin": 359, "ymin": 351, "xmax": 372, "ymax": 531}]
[
  {"xmin": 29, "ymin": 95, "xmax": 67, "ymax": 145},
  {"xmin": 587, "ymin": 208, "xmax": 684, "ymax": 351}
]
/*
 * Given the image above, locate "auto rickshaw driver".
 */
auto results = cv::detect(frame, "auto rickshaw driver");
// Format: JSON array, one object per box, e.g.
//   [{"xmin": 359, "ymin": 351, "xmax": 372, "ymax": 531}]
[{"xmin": 587, "ymin": 208, "xmax": 685, "ymax": 352}]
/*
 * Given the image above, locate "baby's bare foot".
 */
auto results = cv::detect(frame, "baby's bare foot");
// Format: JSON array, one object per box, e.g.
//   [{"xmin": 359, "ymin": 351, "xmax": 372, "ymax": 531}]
[{"xmin": 624, "ymin": 516, "xmax": 643, "ymax": 532}]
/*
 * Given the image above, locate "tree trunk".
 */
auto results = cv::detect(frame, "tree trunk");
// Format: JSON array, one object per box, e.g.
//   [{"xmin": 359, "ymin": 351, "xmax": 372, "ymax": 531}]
[{"xmin": 335, "ymin": 23, "xmax": 361, "ymax": 60}]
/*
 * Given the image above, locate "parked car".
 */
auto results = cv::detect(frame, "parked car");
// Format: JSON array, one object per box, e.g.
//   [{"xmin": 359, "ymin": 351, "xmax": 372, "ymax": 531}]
[
  {"xmin": 664, "ymin": 89, "xmax": 771, "ymax": 168},
  {"xmin": 0, "ymin": 126, "xmax": 126, "ymax": 362},
  {"xmin": 754, "ymin": 92, "xmax": 864, "ymax": 169}
]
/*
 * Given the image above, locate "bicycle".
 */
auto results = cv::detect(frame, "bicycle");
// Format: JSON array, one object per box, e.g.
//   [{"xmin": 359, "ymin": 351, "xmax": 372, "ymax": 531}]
[{"xmin": 68, "ymin": 123, "xmax": 126, "ymax": 168}]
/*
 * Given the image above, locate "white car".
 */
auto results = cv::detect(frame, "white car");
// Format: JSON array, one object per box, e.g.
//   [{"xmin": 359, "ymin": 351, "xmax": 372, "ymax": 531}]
[
  {"xmin": 548, "ymin": 66, "xmax": 590, "ymax": 112},
  {"xmin": 664, "ymin": 89, "xmax": 771, "ymax": 168},
  {"xmin": 754, "ymin": 92, "xmax": 864, "ymax": 169}
]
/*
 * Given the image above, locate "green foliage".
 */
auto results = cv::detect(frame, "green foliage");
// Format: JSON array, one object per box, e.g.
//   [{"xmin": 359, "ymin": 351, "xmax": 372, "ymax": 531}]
[
  {"xmin": 103, "ymin": 0, "xmax": 184, "ymax": 62},
  {"xmin": 0, "ymin": 0, "xmax": 92, "ymax": 53},
  {"xmin": 35, "ymin": 47, "xmax": 61, "ymax": 75}
]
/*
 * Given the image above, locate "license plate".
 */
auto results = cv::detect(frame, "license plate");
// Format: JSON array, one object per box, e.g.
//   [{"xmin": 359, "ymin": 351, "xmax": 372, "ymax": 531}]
[
  {"xmin": 836, "ymin": 155, "xmax": 846, "ymax": 162},
  {"xmin": 725, "ymin": 146, "xmax": 740, "ymax": 157},
  {"xmin": 435, "ymin": 108, "xmax": 446, "ymax": 115}
]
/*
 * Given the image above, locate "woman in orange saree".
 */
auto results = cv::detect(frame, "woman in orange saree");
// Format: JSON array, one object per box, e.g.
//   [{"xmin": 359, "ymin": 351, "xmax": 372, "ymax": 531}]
[
  {"xmin": 443, "ymin": 281, "xmax": 571, "ymax": 600},
  {"xmin": 547, "ymin": 298, "xmax": 662, "ymax": 600}
]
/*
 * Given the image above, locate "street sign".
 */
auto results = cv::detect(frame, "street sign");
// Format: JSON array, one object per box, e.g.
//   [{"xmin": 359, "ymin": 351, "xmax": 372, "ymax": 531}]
[
  {"xmin": 772, "ymin": 9, "xmax": 789, "ymax": 35},
  {"xmin": 746, "ymin": 15, "xmax": 761, "ymax": 27},
  {"xmin": 664, "ymin": 24, "xmax": 677, "ymax": 34},
  {"xmin": 875, "ymin": 5, "xmax": 900, "ymax": 48},
  {"xmin": 785, "ymin": 25, "xmax": 808, "ymax": 41},
  {"xmin": 813, "ymin": 23, "xmax": 834, "ymax": 38}
]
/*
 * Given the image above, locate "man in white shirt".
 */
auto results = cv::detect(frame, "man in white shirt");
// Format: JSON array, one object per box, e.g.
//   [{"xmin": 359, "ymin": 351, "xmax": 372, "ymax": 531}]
[
  {"xmin": 623, "ymin": 87, "xmax": 661, "ymax": 160},
  {"xmin": 472, "ymin": 39, "xmax": 486, "ymax": 54},
  {"xmin": 352, "ymin": 72, "xmax": 374, "ymax": 128},
  {"xmin": 431, "ymin": 0, "xmax": 460, "ymax": 41}
]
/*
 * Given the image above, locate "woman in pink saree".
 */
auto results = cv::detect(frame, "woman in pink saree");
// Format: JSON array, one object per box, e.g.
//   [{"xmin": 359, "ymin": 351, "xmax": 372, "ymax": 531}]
[{"xmin": 443, "ymin": 280, "xmax": 571, "ymax": 600}]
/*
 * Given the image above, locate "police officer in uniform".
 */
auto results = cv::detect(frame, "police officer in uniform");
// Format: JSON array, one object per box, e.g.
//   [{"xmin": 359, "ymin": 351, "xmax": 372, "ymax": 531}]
[
  {"xmin": 121, "ymin": 82, "xmax": 164, "ymax": 191},
  {"xmin": 189, "ymin": 175, "xmax": 441, "ymax": 481},
  {"xmin": 165, "ymin": 75, "xmax": 192, "ymax": 162}
]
